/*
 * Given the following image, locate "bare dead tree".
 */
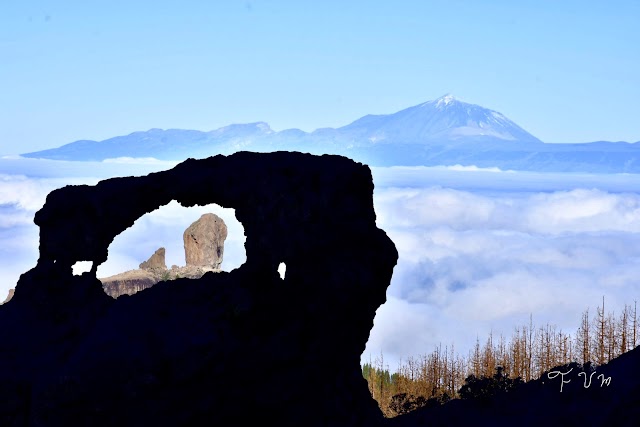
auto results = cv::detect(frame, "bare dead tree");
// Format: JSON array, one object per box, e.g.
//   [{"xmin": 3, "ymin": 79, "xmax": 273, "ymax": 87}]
[
  {"xmin": 619, "ymin": 305, "xmax": 629, "ymax": 354},
  {"xmin": 633, "ymin": 300, "xmax": 638, "ymax": 349},
  {"xmin": 527, "ymin": 314, "xmax": 534, "ymax": 381},
  {"xmin": 593, "ymin": 296, "xmax": 607, "ymax": 366},
  {"xmin": 576, "ymin": 308, "xmax": 591, "ymax": 364}
]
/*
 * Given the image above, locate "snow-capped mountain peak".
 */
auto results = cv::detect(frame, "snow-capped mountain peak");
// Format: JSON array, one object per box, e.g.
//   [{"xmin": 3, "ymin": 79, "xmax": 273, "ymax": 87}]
[
  {"xmin": 435, "ymin": 93, "xmax": 456, "ymax": 108},
  {"xmin": 419, "ymin": 94, "xmax": 458, "ymax": 109},
  {"xmin": 340, "ymin": 95, "xmax": 541, "ymax": 144}
]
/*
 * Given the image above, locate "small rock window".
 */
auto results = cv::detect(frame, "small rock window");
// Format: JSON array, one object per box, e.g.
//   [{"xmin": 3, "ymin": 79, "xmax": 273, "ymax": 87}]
[
  {"xmin": 277, "ymin": 262, "xmax": 286, "ymax": 280},
  {"xmin": 72, "ymin": 261, "xmax": 93, "ymax": 276}
]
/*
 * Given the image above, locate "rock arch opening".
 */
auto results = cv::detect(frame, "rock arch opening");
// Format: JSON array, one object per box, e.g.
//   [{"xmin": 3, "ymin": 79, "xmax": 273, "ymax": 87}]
[{"xmin": 96, "ymin": 200, "xmax": 246, "ymax": 298}]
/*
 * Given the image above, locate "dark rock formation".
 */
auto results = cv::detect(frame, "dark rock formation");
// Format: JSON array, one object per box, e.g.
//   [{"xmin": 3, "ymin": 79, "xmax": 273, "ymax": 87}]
[
  {"xmin": 97, "ymin": 247, "xmax": 168, "ymax": 298},
  {"xmin": 139, "ymin": 247, "xmax": 166, "ymax": 271},
  {"xmin": 183, "ymin": 213, "xmax": 227, "ymax": 268},
  {"xmin": 100, "ymin": 264, "xmax": 221, "ymax": 299},
  {"xmin": 100, "ymin": 268, "xmax": 158, "ymax": 298},
  {"xmin": 164, "ymin": 264, "xmax": 218, "ymax": 280},
  {"xmin": 0, "ymin": 152, "xmax": 397, "ymax": 426}
]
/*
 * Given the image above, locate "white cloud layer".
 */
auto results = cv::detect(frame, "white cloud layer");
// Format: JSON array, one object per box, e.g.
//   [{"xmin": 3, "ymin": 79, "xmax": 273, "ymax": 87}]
[
  {"xmin": 102, "ymin": 157, "xmax": 179, "ymax": 166},
  {"xmin": 0, "ymin": 174, "xmax": 99, "ymax": 224},
  {"xmin": 375, "ymin": 187, "xmax": 640, "ymax": 234},
  {"xmin": 363, "ymin": 184, "xmax": 640, "ymax": 369}
]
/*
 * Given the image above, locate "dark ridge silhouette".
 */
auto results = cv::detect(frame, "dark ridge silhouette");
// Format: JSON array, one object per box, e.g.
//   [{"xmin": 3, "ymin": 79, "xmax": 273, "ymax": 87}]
[
  {"xmin": 389, "ymin": 348, "xmax": 640, "ymax": 427},
  {"xmin": 0, "ymin": 151, "xmax": 397, "ymax": 426}
]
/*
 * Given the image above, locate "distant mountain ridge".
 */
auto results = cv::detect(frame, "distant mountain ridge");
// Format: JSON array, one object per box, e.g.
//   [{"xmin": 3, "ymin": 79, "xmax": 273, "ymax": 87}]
[
  {"xmin": 20, "ymin": 95, "xmax": 640, "ymax": 173},
  {"xmin": 338, "ymin": 94, "xmax": 541, "ymax": 144}
]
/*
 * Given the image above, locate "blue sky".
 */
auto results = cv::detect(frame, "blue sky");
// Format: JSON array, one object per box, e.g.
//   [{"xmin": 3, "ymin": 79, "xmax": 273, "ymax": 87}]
[{"xmin": 1, "ymin": 0, "xmax": 639, "ymax": 154}]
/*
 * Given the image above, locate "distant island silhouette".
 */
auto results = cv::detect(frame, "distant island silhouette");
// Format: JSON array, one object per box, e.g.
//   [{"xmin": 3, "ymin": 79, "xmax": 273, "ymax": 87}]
[{"xmin": 20, "ymin": 96, "xmax": 640, "ymax": 174}]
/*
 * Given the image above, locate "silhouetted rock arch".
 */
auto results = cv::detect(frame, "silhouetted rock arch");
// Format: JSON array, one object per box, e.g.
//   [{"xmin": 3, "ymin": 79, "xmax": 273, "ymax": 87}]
[{"xmin": 0, "ymin": 151, "xmax": 398, "ymax": 426}]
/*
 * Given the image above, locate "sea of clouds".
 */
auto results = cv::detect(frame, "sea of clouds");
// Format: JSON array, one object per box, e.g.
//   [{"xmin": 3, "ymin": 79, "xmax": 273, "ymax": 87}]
[
  {"xmin": 366, "ymin": 166, "xmax": 640, "ymax": 369},
  {"xmin": 2, "ymin": 158, "xmax": 640, "ymax": 371}
]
